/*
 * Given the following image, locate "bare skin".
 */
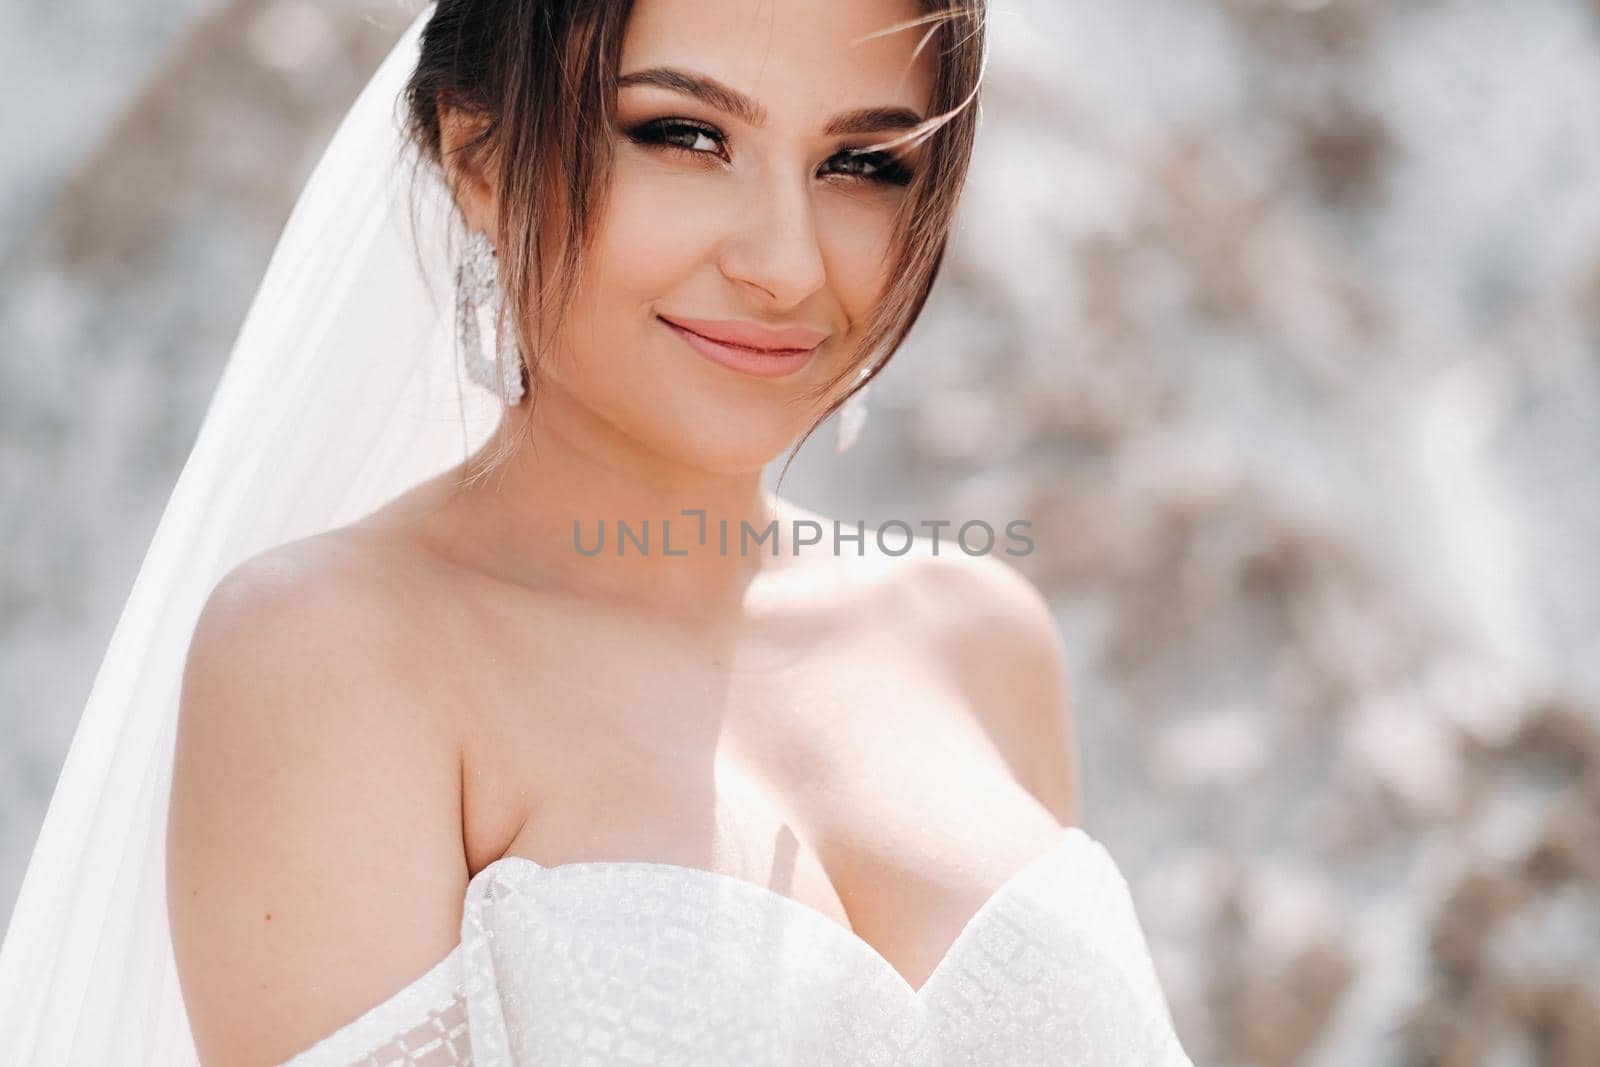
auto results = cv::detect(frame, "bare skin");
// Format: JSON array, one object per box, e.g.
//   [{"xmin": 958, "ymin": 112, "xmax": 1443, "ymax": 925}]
[
  {"xmin": 167, "ymin": 1, "xmax": 1079, "ymax": 1064},
  {"xmin": 366, "ymin": 454, "xmax": 1079, "ymax": 966}
]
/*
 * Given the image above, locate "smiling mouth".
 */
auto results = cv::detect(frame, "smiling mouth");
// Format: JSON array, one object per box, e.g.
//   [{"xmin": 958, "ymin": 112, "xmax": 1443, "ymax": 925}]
[
  {"xmin": 657, "ymin": 316, "xmax": 822, "ymax": 380},
  {"xmin": 656, "ymin": 316, "xmax": 818, "ymax": 355}
]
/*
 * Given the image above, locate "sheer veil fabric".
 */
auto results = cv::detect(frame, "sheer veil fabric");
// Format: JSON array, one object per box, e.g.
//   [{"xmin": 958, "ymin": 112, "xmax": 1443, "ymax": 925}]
[{"xmin": 0, "ymin": 8, "xmax": 492, "ymax": 1062}]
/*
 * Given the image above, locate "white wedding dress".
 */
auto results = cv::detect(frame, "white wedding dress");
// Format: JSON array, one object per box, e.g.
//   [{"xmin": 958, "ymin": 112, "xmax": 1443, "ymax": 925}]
[{"xmin": 282, "ymin": 826, "xmax": 1194, "ymax": 1066}]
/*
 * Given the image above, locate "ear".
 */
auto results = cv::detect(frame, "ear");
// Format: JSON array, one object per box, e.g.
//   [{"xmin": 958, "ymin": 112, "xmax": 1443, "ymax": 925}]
[{"xmin": 437, "ymin": 102, "xmax": 499, "ymax": 237}]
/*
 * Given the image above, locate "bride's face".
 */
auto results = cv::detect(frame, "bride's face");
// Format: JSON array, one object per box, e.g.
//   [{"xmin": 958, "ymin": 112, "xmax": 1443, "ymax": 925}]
[{"xmin": 542, "ymin": 0, "xmax": 935, "ymax": 473}]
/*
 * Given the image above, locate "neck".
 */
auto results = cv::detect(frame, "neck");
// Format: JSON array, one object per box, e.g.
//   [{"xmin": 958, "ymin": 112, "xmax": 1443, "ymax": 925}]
[{"xmin": 446, "ymin": 384, "xmax": 804, "ymax": 619}]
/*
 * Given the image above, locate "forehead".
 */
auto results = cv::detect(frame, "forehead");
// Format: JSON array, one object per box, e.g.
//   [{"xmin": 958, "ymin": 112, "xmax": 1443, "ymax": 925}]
[{"xmin": 620, "ymin": 0, "xmax": 936, "ymax": 120}]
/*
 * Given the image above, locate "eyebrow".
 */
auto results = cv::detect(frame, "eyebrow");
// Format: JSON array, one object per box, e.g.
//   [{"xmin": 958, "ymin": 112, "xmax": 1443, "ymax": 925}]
[{"xmin": 617, "ymin": 66, "xmax": 925, "ymax": 136}]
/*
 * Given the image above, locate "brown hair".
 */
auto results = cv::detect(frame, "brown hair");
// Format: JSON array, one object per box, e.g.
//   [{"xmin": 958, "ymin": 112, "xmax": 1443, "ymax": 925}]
[{"xmin": 402, "ymin": 1, "xmax": 987, "ymax": 482}]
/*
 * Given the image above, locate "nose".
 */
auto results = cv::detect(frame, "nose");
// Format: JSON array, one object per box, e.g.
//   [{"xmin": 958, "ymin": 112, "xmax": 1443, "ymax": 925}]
[{"xmin": 717, "ymin": 169, "xmax": 828, "ymax": 311}]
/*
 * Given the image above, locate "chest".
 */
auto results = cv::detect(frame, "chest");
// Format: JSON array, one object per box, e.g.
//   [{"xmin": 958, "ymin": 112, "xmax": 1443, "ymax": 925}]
[{"xmin": 452, "ymin": 598, "xmax": 1063, "ymax": 994}]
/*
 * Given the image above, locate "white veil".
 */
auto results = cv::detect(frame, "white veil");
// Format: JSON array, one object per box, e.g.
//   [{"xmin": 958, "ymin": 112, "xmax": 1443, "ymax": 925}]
[{"xmin": 0, "ymin": 7, "xmax": 489, "ymax": 1062}]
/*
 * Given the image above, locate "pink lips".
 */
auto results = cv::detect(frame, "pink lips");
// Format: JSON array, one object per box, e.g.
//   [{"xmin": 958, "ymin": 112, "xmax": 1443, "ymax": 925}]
[{"xmin": 659, "ymin": 314, "xmax": 825, "ymax": 379}]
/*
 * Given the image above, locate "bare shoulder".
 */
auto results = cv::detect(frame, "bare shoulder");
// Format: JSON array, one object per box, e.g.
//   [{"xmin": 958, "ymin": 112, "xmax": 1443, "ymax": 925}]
[
  {"xmin": 878, "ymin": 543, "xmax": 1082, "ymax": 828},
  {"xmin": 169, "ymin": 529, "xmax": 468, "ymax": 1065},
  {"xmin": 181, "ymin": 527, "xmax": 464, "ymax": 737}
]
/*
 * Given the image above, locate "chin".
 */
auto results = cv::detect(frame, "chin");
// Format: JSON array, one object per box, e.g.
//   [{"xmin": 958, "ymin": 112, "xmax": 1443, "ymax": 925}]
[
  {"xmin": 675, "ymin": 430, "xmax": 795, "ymax": 476},
  {"xmin": 606, "ymin": 382, "xmax": 803, "ymax": 474},
  {"xmin": 657, "ymin": 415, "xmax": 798, "ymax": 474}
]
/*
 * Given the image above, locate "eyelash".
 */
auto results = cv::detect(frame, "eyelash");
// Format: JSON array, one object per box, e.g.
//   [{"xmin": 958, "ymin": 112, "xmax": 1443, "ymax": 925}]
[{"xmin": 623, "ymin": 118, "xmax": 916, "ymax": 188}]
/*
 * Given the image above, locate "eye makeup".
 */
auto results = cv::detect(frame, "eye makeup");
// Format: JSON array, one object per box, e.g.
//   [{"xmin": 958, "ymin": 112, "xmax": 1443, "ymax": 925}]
[{"xmin": 621, "ymin": 116, "xmax": 918, "ymax": 188}]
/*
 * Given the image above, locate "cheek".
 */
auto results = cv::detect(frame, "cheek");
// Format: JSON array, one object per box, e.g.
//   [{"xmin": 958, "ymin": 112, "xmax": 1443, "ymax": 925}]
[
  {"xmin": 596, "ymin": 154, "xmax": 734, "ymax": 273},
  {"xmin": 817, "ymin": 198, "xmax": 899, "ymax": 326},
  {"xmin": 585, "ymin": 165, "xmax": 710, "ymax": 308}
]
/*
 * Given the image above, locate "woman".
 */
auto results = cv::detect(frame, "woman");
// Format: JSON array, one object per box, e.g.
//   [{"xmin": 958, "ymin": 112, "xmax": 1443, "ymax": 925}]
[{"xmin": 0, "ymin": 1, "xmax": 1194, "ymax": 1064}]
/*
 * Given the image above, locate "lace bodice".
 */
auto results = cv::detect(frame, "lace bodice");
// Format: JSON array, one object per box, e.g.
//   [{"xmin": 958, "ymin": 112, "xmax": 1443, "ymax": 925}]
[{"xmin": 280, "ymin": 826, "xmax": 1193, "ymax": 1066}]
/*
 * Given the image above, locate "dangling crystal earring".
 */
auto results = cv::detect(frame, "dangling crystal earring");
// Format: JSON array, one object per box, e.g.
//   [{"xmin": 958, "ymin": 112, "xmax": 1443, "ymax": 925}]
[
  {"xmin": 835, "ymin": 376, "xmax": 873, "ymax": 453},
  {"xmin": 456, "ymin": 230, "xmax": 527, "ymax": 405}
]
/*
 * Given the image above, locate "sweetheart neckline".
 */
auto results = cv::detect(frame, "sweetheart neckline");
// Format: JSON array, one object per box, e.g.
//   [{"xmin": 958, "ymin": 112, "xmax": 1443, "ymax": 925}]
[{"xmin": 468, "ymin": 824, "xmax": 1092, "ymax": 1000}]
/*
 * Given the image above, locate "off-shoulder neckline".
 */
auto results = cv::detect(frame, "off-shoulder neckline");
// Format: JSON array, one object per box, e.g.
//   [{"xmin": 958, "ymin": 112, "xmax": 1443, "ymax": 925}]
[
  {"xmin": 468, "ymin": 824, "xmax": 1095, "ymax": 1000},
  {"xmin": 281, "ymin": 825, "xmax": 1105, "ymax": 1064}
]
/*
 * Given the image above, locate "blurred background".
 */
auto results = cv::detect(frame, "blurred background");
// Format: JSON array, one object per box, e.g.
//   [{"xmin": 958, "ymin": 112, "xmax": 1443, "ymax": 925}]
[{"xmin": 3, "ymin": 0, "xmax": 1599, "ymax": 1063}]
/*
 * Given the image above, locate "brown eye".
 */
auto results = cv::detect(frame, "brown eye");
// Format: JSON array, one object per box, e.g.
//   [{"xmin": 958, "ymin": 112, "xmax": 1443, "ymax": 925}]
[
  {"xmin": 626, "ymin": 118, "xmax": 727, "ymax": 160},
  {"xmin": 824, "ymin": 149, "xmax": 915, "ymax": 187}
]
